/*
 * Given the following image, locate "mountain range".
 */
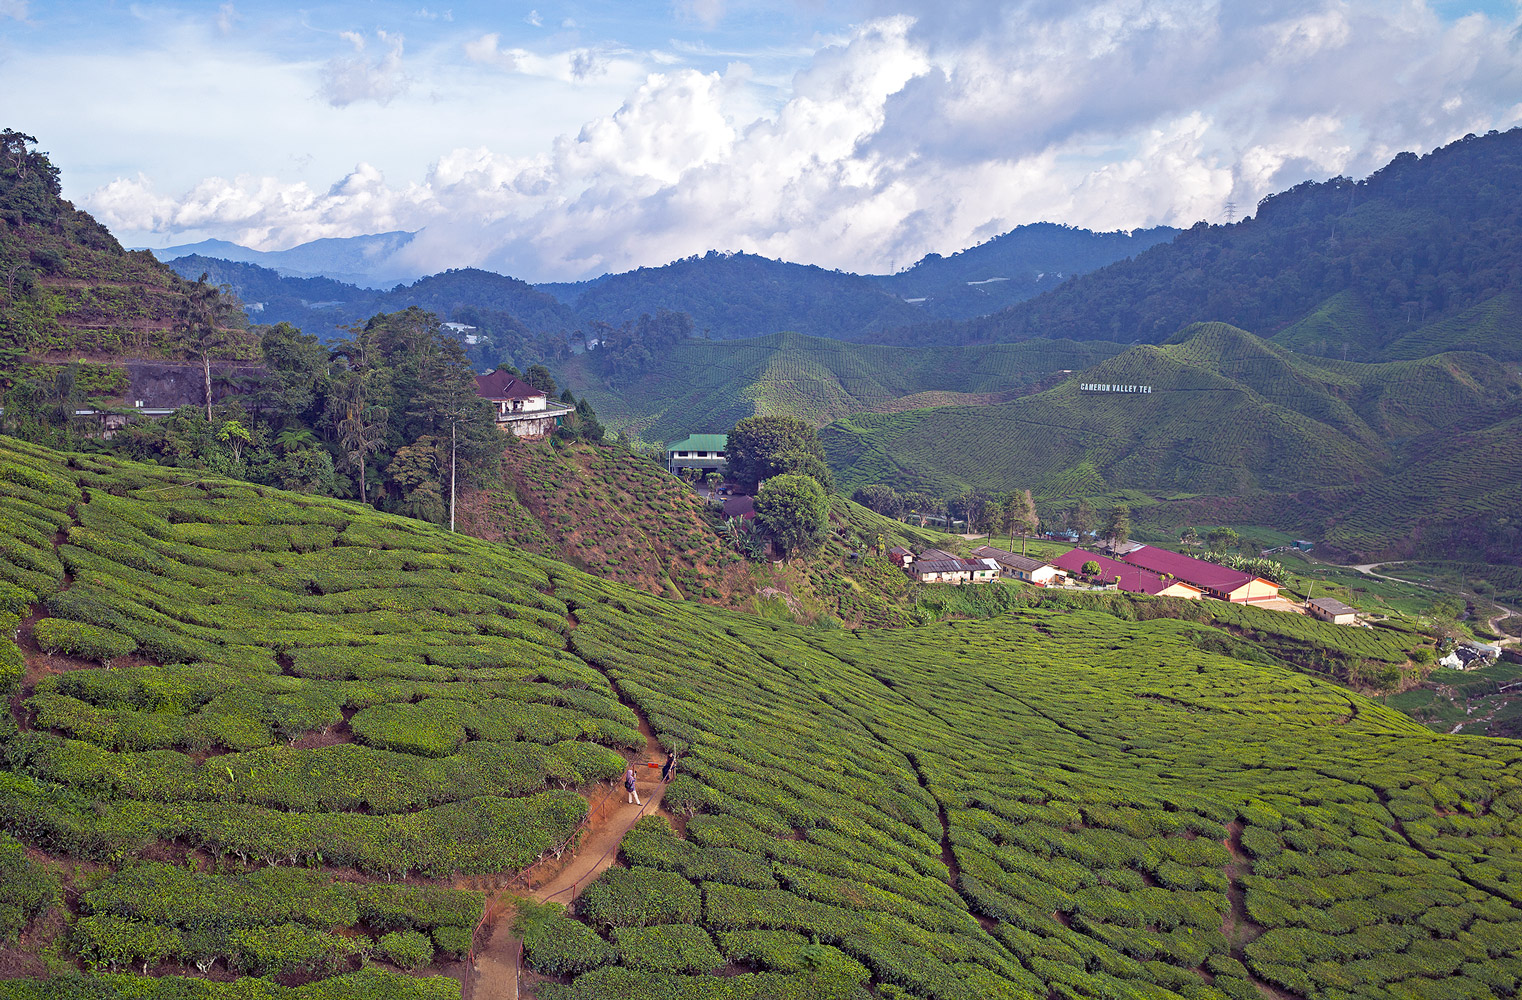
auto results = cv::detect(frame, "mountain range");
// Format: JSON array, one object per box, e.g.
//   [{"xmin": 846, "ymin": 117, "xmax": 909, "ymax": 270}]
[
  {"xmin": 160, "ymin": 224, "xmax": 1176, "ymax": 346},
  {"xmin": 148, "ymin": 230, "xmax": 420, "ymax": 288}
]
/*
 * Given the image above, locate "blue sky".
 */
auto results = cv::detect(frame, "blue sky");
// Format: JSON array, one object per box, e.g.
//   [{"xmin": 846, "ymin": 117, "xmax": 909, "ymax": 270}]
[{"xmin": 3, "ymin": 0, "xmax": 1520, "ymax": 280}]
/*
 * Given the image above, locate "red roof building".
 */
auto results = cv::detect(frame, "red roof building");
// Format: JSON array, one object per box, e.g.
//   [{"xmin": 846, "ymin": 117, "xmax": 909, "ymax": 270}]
[
  {"xmin": 1050, "ymin": 549, "xmax": 1203, "ymax": 599},
  {"xmin": 1117, "ymin": 546, "xmax": 1280, "ymax": 603},
  {"xmin": 473, "ymin": 370, "xmax": 573, "ymax": 438}
]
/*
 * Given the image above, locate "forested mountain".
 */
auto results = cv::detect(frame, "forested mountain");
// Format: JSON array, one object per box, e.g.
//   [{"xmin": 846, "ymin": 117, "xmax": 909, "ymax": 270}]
[
  {"xmin": 872, "ymin": 222, "xmax": 1178, "ymax": 320},
  {"xmin": 166, "ymin": 257, "xmax": 578, "ymax": 370},
  {"xmin": 169, "ymin": 225, "xmax": 1179, "ymax": 349},
  {"xmin": 903, "ymin": 128, "xmax": 1522, "ymax": 353},
  {"xmin": 553, "ymin": 250, "xmax": 925, "ymax": 341},
  {"xmin": 822, "ymin": 322, "xmax": 1522, "ymax": 561},
  {"xmin": 0, "ymin": 130, "xmax": 248, "ymax": 364}
]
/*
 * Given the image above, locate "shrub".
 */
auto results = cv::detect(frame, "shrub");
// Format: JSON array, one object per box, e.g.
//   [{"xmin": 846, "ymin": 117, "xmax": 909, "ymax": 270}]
[
  {"xmin": 377, "ymin": 929, "xmax": 434, "ymax": 970},
  {"xmin": 0, "ymin": 833, "xmax": 55, "ymax": 942},
  {"xmin": 514, "ymin": 899, "xmax": 617, "ymax": 976},
  {"xmin": 32, "ymin": 619, "xmax": 136, "ymax": 665},
  {"xmin": 577, "ymin": 867, "xmax": 701, "ymax": 928},
  {"xmin": 612, "ymin": 924, "xmax": 724, "ymax": 974},
  {"xmin": 431, "ymin": 925, "xmax": 473, "ymax": 959},
  {"xmin": 229, "ymin": 922, "xmax": 359, "ymax": 978}
]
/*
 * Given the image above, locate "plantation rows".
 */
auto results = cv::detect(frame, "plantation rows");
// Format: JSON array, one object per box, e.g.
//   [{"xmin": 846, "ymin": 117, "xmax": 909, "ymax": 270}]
[
  {"xmin": 534, "ymin": 574, "xmax": 1522, "ymax": 1000},
  {"xmin": 570, "ymin": 330, "xmax": 1121, "ymax": 444},
  {"xmin": 494, "ymin": 441, "xmax": 738, "ymax": 601},
  {"xmin": 4, "ymin": 435, "xmax": 1522, "ymax": 997},
  {"xmin": 0, "ymin": 436, "xmax": 694, "ymax": 989}
]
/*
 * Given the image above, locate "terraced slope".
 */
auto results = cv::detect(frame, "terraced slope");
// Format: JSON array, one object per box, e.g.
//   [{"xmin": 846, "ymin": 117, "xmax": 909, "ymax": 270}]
[
  {"xmin": 461, "ymin": 439, "xmax": 749, "ymax": 603},
  {"xmin": 543, "ymin": 582, "xmax": 1522, "ymax": 1000},
  {"xmin": 459, "ymin": 437, "xmax": 975, "ymax": 626},
  {"xmin": 822, "ymin": 323, "xmax": 1522, "ymax": 558},
  {"xmin": 560, "ymin": 331, "xmax": 1122, "ymax": 442},
  {"xmin": 3, "ymin": 436, "xmax": 1521, "ymax": 1000},
  {"xmin": 0, "ymin": 137, "xmax": 245, "ymax": 362}
]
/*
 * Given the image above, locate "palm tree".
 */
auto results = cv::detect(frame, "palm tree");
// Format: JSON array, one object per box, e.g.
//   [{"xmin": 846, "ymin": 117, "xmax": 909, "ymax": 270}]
[{"xmin": 339, "ymin": 404, "xmax": 388, "ymax": 505}]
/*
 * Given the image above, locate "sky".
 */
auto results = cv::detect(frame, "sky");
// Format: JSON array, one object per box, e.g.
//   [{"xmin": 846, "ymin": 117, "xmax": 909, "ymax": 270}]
[{"xmin": 3, "ymin": 0, "xmax": 1521, "ymax": 282}]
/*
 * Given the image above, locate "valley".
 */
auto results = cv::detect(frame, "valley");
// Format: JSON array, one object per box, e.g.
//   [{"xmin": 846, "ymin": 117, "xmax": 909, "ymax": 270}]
[{"xmin": 1, "ymin": 125, "xmax": 1521, "ymax": 1000}]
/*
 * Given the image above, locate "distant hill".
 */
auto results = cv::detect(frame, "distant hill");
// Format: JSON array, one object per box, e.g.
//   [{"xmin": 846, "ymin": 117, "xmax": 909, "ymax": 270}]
[
  {"xmin": 872, "ymin": 222, "xmax": 1178, "ymax": 321},
  {"xmin": 895, "ymin": 128, "xmax": 1522, "ymax": 353},
  {"xmin": 164, "ymin": 257, "xmax": 577, "ymax": 369},
  {"xmin": 150, "ymin": 230, "xmax": 420, "ymax": 288},
  {"xmin": 551, "ymin": 250, "xmax": 924, "ymax": 341},
  {"xmin": 821, "ymin": 322, "xmax": 1522, "ymax": 560},
  {"xmin": 157, "ymin": 225, "xmax": 1183, "ymax": 349},
  {"xmin": 555, "ymin": 330, "xmax": 1123, "ymax": 443}
]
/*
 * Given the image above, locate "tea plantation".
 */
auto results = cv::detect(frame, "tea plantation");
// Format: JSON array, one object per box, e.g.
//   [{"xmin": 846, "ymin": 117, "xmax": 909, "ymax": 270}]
[{"xmin": 2, "ymin": 435, "xmax": 1521, "ymax": 999}]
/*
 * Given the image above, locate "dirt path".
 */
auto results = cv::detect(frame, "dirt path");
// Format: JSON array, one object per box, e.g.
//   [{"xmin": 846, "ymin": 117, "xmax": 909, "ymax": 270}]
[{"xmin": 466, "ymin": 715, "xmax": 672, "ymax": 1000}]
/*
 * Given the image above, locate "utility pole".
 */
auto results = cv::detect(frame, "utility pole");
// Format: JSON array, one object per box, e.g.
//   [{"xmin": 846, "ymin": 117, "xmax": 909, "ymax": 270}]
[
  {"xmin": 449, "ymin": 418, "xmax": 457, "ymax": 533},
  {"xmin": 1225, "ymin": 200, "xmax": 1237, "ymax": 225}
]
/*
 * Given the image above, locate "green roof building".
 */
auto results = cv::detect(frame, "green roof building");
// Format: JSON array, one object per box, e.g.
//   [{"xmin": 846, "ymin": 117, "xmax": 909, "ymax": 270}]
[{"xmin": 666, "ymin": 434, "xmax": 728, "ymax": 475}]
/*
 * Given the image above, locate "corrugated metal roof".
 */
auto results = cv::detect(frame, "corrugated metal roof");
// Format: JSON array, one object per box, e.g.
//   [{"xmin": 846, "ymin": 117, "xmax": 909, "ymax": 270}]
[
  {"xmin": 1120, "ymin": 546, "xmax": 1264, "ymax": 592},
  {"xmin": 667, "ymin": 434, "xmax": 728, "ymax": 452}
]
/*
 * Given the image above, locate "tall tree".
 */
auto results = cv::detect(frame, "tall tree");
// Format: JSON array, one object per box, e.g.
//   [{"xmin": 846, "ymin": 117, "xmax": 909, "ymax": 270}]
[
  {"xmin": 852, "ymin": 485, "xmax": 903, "ymax": 517},
  {"xmin": 177, "ymin": 273, "xmax": 238, "ymax": 420},
  {"xmin": 1070, "ymin": 498, "xmax": 1095, "ymax": 540},
  {"xmin": 338, "ymin": 391, "xmax": 388, "ymax": 506},
  {"xmin": 1206, "ymin": 527, "xmax": 1239, "ymax": 555},
  {"xmin": 1010, "ymin": 489, "xmax": 1039, "ymax": 553},
  {"xmin": 1103, "ymin": 504, "xmax": 1131, "ymax": 551}
]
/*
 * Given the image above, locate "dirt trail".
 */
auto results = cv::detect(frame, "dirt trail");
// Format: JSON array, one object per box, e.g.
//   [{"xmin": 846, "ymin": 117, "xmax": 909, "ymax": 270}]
[{"xmin": 466, "ymin": 714, "xmax": 672, "ymax": 1000}]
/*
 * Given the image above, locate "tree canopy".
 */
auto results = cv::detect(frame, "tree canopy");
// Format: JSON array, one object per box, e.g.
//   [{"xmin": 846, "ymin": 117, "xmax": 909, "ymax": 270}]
[
  {"xmin": 725, "ymin": 415, "xmax": 830, "ymax": 494},
  {"xmin": 754, "ymin": 473, "xmax": 830, "ymax": 556}
]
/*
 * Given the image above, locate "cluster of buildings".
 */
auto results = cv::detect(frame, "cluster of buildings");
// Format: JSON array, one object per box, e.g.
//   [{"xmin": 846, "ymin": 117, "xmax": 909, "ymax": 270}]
[{"xmin": 888, "ymin": 541, "xmax": 1293, "ymax": 608}]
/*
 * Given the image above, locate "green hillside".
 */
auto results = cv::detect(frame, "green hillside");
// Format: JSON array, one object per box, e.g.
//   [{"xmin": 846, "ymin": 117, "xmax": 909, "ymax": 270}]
[
  {"xmin": 821, "ymin": 323, "xmax": 1522, "ymax": 559},
  {"xmin": 4, "ymin": 436, "xmax": 1520, "ymax": 997},
  {"xmin": 824, "ymin": 323, "xmax": 1514, "ymax": 494},
  {"xmin": 460, "ymin": 436, "xmax": 975, "ymax": 627},
  {"xmin": 1272, "ymin": 289, "xmax": 1522, "ymax": 363},
  {"xmin": 560, "ymin": 330, "xmax": 1122, "ymax": 443}
]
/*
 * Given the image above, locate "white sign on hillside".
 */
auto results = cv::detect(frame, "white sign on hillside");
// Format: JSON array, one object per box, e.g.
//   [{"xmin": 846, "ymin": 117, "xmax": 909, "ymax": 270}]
[{"xmin": 1080, "ymin": 382, "xmax": 1154, "ymax": 394}]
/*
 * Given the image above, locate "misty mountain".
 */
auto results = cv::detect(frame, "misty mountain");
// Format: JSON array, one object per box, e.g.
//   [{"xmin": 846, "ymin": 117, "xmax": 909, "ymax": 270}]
[{"xmin": 150, "ymin": 230, "xmax": 421, "ymax": 288}]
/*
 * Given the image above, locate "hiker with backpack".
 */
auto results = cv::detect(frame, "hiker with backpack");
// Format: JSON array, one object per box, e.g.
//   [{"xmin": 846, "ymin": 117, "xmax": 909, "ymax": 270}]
[{"xmin": 624, "ymin": 765, "xmax": 641, "ymax": 805}]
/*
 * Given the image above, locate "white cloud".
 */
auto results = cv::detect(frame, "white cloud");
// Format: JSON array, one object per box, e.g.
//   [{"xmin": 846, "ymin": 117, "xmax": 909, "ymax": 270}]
[
  {"xmin": 320, "ymin": 30, "xmax": 409, "ymax": 107},
  {"xmin": 81, "ymin": 1, "xmax": 1522, "ymax": 281},
  {"xmin": 675, "ymin": 0, "xmax": 726, "ymax": 30},
  {"xmin": 215, "ymin": 2, "xmax": 237, "ymax": 35},
  {"xmin": 464, "ymin": 33, "xmax": 518, "ymax": 71},
  {"xmin": 526, "ymin": 9, "xmax": 543, "ymax": 27},
  {"xmin": 0, "ymin": 0, "xmax": 28, "ymax": 20}
]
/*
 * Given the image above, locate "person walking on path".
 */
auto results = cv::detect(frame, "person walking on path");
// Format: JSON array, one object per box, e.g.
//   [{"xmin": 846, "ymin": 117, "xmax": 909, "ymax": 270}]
[
  {"xmin": 624, "ymin": 766, "xmax": 641, "ymax": 805},
  {"xmin": 661, "ymin": 752, "xmax": 675, "ymax": 782}
]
